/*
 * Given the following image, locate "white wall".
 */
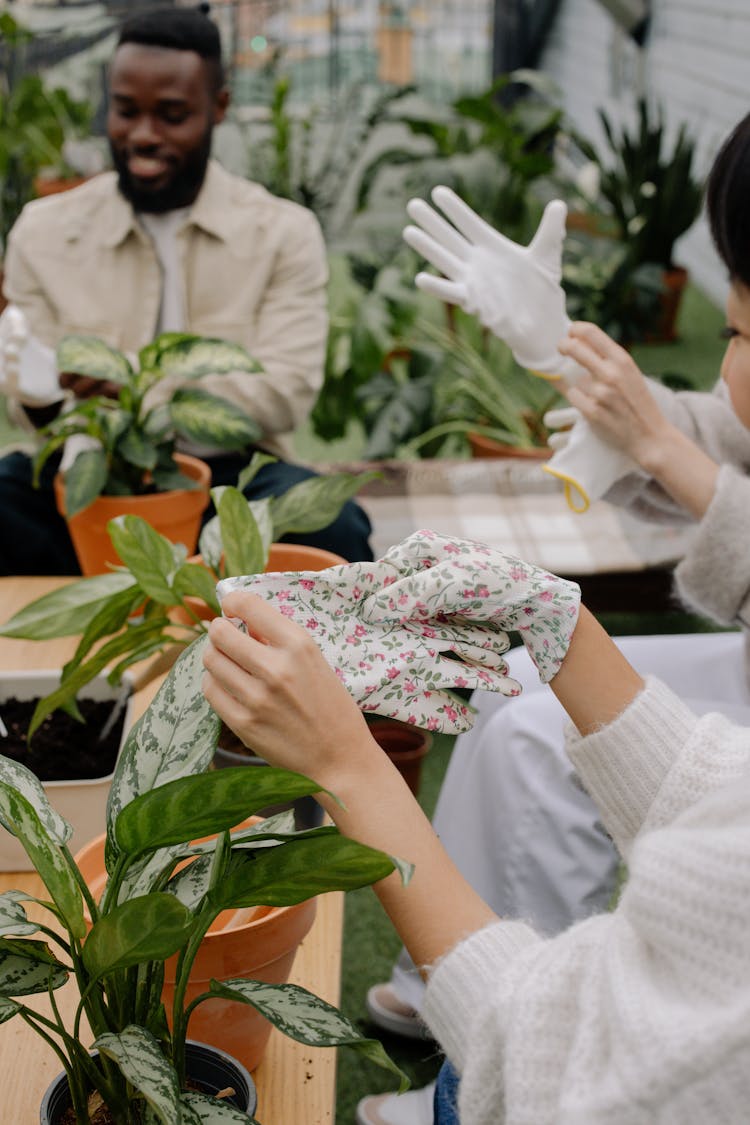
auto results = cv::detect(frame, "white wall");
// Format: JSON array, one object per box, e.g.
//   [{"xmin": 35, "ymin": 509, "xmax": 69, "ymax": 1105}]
[{"xmin": 540, "ymin": 0, "xmax": 750, "ymax": 307}]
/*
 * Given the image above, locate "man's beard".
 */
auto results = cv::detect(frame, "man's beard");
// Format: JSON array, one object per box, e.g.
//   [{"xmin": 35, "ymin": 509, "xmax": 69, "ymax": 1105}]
[{"xmin": 110, "ymin": 129, "xmax": 212, "ymax": 213}]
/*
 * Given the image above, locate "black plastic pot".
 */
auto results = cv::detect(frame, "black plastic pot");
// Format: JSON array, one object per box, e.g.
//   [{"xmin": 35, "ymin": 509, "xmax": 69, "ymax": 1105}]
[{"xmin": 39, "ymin": 1040, "xmax": 257, "ymax": 1123}]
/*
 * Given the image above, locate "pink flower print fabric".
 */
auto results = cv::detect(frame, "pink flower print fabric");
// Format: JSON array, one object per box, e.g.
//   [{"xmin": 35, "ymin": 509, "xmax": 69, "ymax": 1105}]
[{"xmin": 217, "ymin": 529, "xmax": 581, "ymax": 734}]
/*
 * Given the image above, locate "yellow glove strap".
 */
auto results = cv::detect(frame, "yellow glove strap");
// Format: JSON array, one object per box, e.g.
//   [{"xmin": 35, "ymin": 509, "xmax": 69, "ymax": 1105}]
[{"xmin": 541, "ymin": 463, "xmax": 590, "ymax": 513}]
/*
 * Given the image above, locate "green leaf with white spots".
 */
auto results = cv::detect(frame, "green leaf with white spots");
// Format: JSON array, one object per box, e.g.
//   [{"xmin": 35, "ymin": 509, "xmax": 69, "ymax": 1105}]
[
  {"xmin": 115, "ymin": 767, "xmax": 322, "ymax": 855},
  {"xmin": 95, "ymin": 1025, "xmax": 180, "ymax": 1125},
  {"xmin": 210, "ymin": 833, "xmax": 395, "ymax": 910},
  {"xmin": 170, "ymin": 388, "xmax": 261, "ymax": 451},
  {"xmin": 0, "ymin": 572, "xmax": 137, "ymax": 638},
  {"xmin": 270, "ymin": 470, "xmax": 380, "ymax": 539},
  {"xmin": 0, "ymin": 997, "xmax": 20, "ymax": 1023},
  {"xmin": 106, "ymin": 636, "xmax": 221, "ymax": 865},
  {"xmin": 208, "ymin": 979, "xmax": 409, "ymax": 1091},
  {"xmin": 182, "ymin": 1091, "xmax": 259, "ymax": 1123},
  {"xmin": 0, "ymin": 786, "xmax": 84, "ymax": 938},
  {"xmin": 0, "ymin": 756, "xmax": 71, "ymax": 845},
  {"xmin": 82, "ymin": 894, "xmax": 195, "ymax": 979},
  {"xmin": 0, "ymin": 938, "xmax": 69, "ymax": 996},
  {"xmin": 56, "ymin": 335, "xmax": 133, "ymax": 383},
  {"xmin": 0, "ymin": 891, "xmax": 37, "ymax": 937},
  {"xmin": 156, "ymin": 336, "xmax": 264, "ymax": 380}
]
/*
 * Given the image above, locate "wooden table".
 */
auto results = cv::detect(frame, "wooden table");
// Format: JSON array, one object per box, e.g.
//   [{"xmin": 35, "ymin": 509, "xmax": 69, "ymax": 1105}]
[{"xmin": 0, "ymin": 577, "xmax": 343, "ymax": 1124}]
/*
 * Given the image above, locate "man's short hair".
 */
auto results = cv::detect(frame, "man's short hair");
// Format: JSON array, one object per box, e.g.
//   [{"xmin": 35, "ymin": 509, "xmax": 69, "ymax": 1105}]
[{"xmin": 117, "ymin": 5, "xmax": 225, "ymax": 92}]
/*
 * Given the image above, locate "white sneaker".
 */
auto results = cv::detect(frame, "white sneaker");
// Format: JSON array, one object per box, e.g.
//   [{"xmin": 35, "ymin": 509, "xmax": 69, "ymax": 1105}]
[
  {"xmin": 366, "ymin": 982, "xmax": 429, "ymax": 1040},
  {"xmin": 356, "ymin": 1082, "xmax": 436, "ymax": 1125}
]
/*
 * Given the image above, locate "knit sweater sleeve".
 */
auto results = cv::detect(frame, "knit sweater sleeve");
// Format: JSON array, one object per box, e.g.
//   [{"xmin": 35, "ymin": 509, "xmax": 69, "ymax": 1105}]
[{"xmin": 421, "ymin": 679, "xmax": 750, "ymax": 1124}]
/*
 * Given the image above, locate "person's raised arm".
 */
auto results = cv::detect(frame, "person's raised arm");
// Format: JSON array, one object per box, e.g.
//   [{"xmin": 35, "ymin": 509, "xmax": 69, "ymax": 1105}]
[{"xmin": 202, "ymin": 594, "xmax": 643, "ymax": 975}]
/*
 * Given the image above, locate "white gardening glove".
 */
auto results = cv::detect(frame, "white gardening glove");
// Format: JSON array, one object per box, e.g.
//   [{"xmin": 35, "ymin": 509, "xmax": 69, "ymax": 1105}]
[
  {"xmin": 0, "ymin": 305, "xmax": 64, "ymax": 407},
  {"xmin": 403, "ymin": 186, "xmax": 587, "ymax": 384},
  {"xmin": 542, "ymin": 406, "xmax": 643, "ymax": 513}
]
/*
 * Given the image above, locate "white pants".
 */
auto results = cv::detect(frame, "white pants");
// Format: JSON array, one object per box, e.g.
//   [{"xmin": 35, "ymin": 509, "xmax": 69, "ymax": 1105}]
[{"xmin": 391, "ymin": 631, "xmax": 750, "ymax": 1012}]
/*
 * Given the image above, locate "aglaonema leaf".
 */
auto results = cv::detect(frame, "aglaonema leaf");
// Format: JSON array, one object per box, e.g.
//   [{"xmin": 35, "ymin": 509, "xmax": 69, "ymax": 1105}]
[
  {"xmin": 106, "ymin": 636, "xmax": 220, "ymax": 868},
  {"xmin": 62, "ymin": 447, "xmax": 109, "ymax": 517},
  {"xmin": 0, "ymin": 997, "xmax": 21, "ymax": 1023},
  {"xmin": 156, "ymin": 336, "xmax": 264, "ymax": 380},
  {"xmin": 217, "ymin": 488, "xmax": 267, "ymax": 578},
  {"xmin": 107, "ymin": 515, "xmax": 182, "ymax": 604},
  {"xmin": 270, "ymin": 471, "xmax": 380, "ymax": 539},
  {"xmin": 95, "ymin": 1025, "xmax": 180, "ymax": 1125},
  {"xmin": 172, "ymin": 562, "xmax": 221, "ymax": 616},
  {"xmin": 57, "ymin": 335, "xmax": 133, "ymax": 383},
  {"xmin": 62, "ymin": 580, "xmax": 148, "ymax": 677},
  {"xmin": 82, "ymin": 893, "xmax": 194, "ymax": 979},
  {"xmin": 210, "ymin": 833, "xmax": 395, "ymax": 910},
  {"xmin": 0, "ymin": 572, "xmax": 137, "ymax": 639},
  {"xmin": 114, "ymin": 767, "xmax": 323, "ymax": 855},
  {"xmin": 208, "ymin": 979, "xmax": 409, "ymax": 1091},
  {"xmin": 0, "ymin": 891, "xmax": 37, "ymax": 937},
  {"xmin": 0, "ymin": 756, "xmax": 71, "ymax": 846},
  {"xmin": 181, "ymin": 1091, "xmax": 260, "ymax": 1122},
  {"xmin": 0, "ymin": 938, "xmax": 69, "ymax": 997},
  {"xmin": 0, "ymin": 786, "xmax": 84, "ymax": 939},
  {"xmin": 170, "ymin": 388, "xmax": 261, "ymax": 451}
]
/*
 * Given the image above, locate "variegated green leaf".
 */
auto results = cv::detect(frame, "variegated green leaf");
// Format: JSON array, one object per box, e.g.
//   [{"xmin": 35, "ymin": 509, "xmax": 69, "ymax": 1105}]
[
  {"xmin": 210, "ymin": 833, "xmax": 395, "ymax": 910},
  {"xmin": 115, "ymin": 768, "xmax": 322, "ymax": 855},
  {"xmin": 270, "ymin": 471, "xmax": 380, "ymax": 539},
  {"xmin": 166, "ymin": 853, "xmax": 213, "ymax": 913},
  {"xmin": 83, "ymin": 893, "xmax": 194, "ymax": 979},
  {"xmin": 237, "ymin": 452, "xmax": 277, "ymax": 491},
  {"xmin": 156, "ymin": 336, "xmax": 264, "ymax": 380},
  {"xmin": 0, "ymin": 786, "xmax": 84, "ymax": 939},
  {"xmin": 117, "ymin": 845, "xmax": 186, "ymax": 903},
  {"xmin": 209, "ymin": 979, "xmax": 408, "ymax": 1091},
  {"xmin": 0, "ymin": 756, "xmax": 71, "ymax": 845},
  {"xmin": 138, "ymin": 332, "xmax": 197, "ymax": 373},
  {"xmin": 170, "ymin": 388, "xmax": 261, "ymax": 451},
  {"xmin": 117, "ymin": 427, "xmax": 159, "ymax": 471},
  {"xmin": 0, "ymin": 996, "xmax": 21, "ymax": 1023},
  {"xmin": 106, "ymin": 636, "xmax": 220, "ymax": 863},
  {"xmin": 182, "ymin": 1091, "xmax": 258, "ymax": 1123},
  {"xmin": 63, "ymin": 447, "xmax": 109, "ymax": 518},
  {"xmin": 0, "ymin": 938, "xmax": 69, "ymax": 996},
  {"xmin": 95, "ymin": 1025, "xmax": 180, "ymax": 1125},
  {"xmin": 217, "ymin": 488, "xmax": 267, "ymax": 578},
  {"xmin": 0, "ymin": 572, "xmax": 137, "ymax": 639},
  {"xmin": 107, "ymin": 515, "xmax": 181, "ymax": 604},
  {"xmin": 57, "ymin": 335, "xmax": 133, "ymax": 384},
  {"xmin": 0, "ymin": 891, "xmax": 37, "ymax": 937},
  {"xmin": 172, "ymin": 562, "xmax": 221, "ymax": 616}
]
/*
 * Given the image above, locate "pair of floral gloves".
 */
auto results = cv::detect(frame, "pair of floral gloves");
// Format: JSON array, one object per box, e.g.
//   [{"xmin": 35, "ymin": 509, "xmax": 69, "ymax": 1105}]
[
  {"xmin": 217, "ymin": 530, "xmax": 580, "ymax": 734},
  {"xmin": 403, "ymin": 188, "xmax": 640, "ymax": 512}
]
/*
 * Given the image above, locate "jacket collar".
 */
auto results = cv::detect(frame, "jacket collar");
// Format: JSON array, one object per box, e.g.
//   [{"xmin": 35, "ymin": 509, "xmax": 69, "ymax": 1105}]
[{"xmin": 99, "ymin": 160, "xmax": 246, "ymax": 249}]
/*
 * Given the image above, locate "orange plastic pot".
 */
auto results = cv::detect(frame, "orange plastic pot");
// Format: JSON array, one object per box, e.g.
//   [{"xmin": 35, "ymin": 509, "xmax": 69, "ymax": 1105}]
[
  {"xmin": 468, "ymin": 433, "xmax": 551, "ymax": 460},
  {"xmin": 54, "ymin": 453, "xmax": 211, "ymax": 576},
  {"xmin": 75, "ymin": 828, "xmax": 317, "ymax": 1072}
]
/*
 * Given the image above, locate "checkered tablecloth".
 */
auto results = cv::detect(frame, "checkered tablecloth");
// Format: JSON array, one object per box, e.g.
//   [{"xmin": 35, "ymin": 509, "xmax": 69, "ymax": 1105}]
[{"xmin": 330, "ymin": 459, "xmax": 695, "ymax": 577}]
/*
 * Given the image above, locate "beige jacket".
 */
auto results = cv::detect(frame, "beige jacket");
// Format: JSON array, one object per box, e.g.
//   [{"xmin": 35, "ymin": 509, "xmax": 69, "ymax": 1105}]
[{"xmin": 3, "ymin": 161, "xmax": 328, "ymax": 451}]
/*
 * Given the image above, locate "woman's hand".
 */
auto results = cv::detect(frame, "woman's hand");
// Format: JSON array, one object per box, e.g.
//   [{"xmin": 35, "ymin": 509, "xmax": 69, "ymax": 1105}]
[
  {"xmin": 557, "ymin": 322, "xmax": 671, "ymax": 471},
  {"xmin": 202, "ymin": 591, "xmax": 374, "ymax": 789}
]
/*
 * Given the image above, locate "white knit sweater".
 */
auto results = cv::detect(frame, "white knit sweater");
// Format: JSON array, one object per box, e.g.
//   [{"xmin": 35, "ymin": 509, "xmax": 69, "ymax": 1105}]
[{"xmin": 422, "ymin": 677, "xmax": 750, "ymax": 1124}]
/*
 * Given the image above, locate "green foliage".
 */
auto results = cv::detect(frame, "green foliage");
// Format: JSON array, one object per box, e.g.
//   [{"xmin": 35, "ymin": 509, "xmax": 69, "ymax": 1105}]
[
  {"xmin": 574, "ymin": 99, "xmax": 703, "ymax": 270},
  {"xmin": 0, "ymin": 640, "xmax": 407, "ymax": 1122},
  {"xmin": 34, "ymin": 333, "xmax": 264, "ymax": 516},
  {"xmin": 0, "ymin": 12, "xmax": 92, "ymax": 252},
  {"xmin": 0, "ymin": 456, "xmax": 378, "ymax": 733},
  {"xmin": 357, "ymin": 69, "xmax": 563, "ymax": 244}
]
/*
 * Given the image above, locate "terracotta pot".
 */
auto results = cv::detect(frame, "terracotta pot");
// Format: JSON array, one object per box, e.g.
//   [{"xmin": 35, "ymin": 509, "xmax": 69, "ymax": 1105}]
[
  {"xmin": 366, "ymin": 717, "xmax": 432, "ymax": 797},
  {"xmin": 75, "ymin": 828, "xmax": 318, "ymax": 1073},
  {"xmin": 54, "ymin": 452, "xmax": 211, "ymax": 576},
  {"xmin": 650, "ymin": 265, "xmax": 689, "ymax": 343},
  {"xmin": 468, "ymin": 432, "xmax": 551, "ymax": 460}
]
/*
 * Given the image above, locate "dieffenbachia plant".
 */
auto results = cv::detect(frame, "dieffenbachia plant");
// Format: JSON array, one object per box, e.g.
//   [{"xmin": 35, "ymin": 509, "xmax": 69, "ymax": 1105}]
[
  {"xmin": 33, "ymin": 332, "xmax": 265, "ymax": 517},
  {"xmin": 0, "ymin": 454, "xmax": 378, "ymax": 736},
  {"xmin": 0, "ymin": 639, "xmax": 409, "ymax": 1124}
]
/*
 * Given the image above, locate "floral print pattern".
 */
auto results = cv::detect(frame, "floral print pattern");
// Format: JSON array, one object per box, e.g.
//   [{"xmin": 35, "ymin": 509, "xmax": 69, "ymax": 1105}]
[{"xmin": 217, "ymin": 529, "xmax": 581, "ymax": 734}]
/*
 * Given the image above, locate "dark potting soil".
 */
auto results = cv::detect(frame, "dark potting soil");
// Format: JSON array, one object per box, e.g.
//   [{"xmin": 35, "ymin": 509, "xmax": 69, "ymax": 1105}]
[{"xmin": 1, "ymin": 697, "xmax": 125, "ymax": 781}]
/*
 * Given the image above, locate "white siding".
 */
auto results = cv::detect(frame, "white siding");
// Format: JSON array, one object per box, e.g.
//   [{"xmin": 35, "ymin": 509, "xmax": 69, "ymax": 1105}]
[{"xmin": 540, "ymin": 0, "xmax": 750, "ymax": 305}]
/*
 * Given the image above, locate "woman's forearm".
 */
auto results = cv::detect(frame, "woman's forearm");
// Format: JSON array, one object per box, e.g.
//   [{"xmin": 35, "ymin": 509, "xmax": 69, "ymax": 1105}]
[{"xmin": 635, "ymin": 421, "xmax": 720, "ymax": 521}]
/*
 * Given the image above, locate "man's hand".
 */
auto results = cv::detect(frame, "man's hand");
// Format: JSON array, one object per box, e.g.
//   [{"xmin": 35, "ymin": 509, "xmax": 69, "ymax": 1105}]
[{"xmin": 58, "ymin": 372, "xmax": 122, "ymax": 400}]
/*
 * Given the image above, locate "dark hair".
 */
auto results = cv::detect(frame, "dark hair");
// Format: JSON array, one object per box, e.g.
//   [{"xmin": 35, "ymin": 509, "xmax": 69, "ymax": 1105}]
[
  {"xmin": 117, "ymin": 5, "xmax": 225, "ymax": 92},
  {"xmin": 706, "ymin": 112, "xmax": 750, "ymax": 290}
]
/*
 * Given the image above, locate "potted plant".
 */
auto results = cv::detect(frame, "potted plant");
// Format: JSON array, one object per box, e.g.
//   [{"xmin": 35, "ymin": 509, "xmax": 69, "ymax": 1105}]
[
  {"xmin": 0, "ymin": 13, "xmax": 92, "ymax": 271},
  {"xmin": 35, "ymin": 331, "xmax": 264, "ymax": 575},
  {"xmin": 0, "ymin": 636, "xmax": 407, "ymax": 1123},
  {"xmin": 0, "ymin": 456, "xmax": 378, "ymax": 738},
  {"xmin": 573, "ymin": 99, "xmax": 703, "ymax": 341}
]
